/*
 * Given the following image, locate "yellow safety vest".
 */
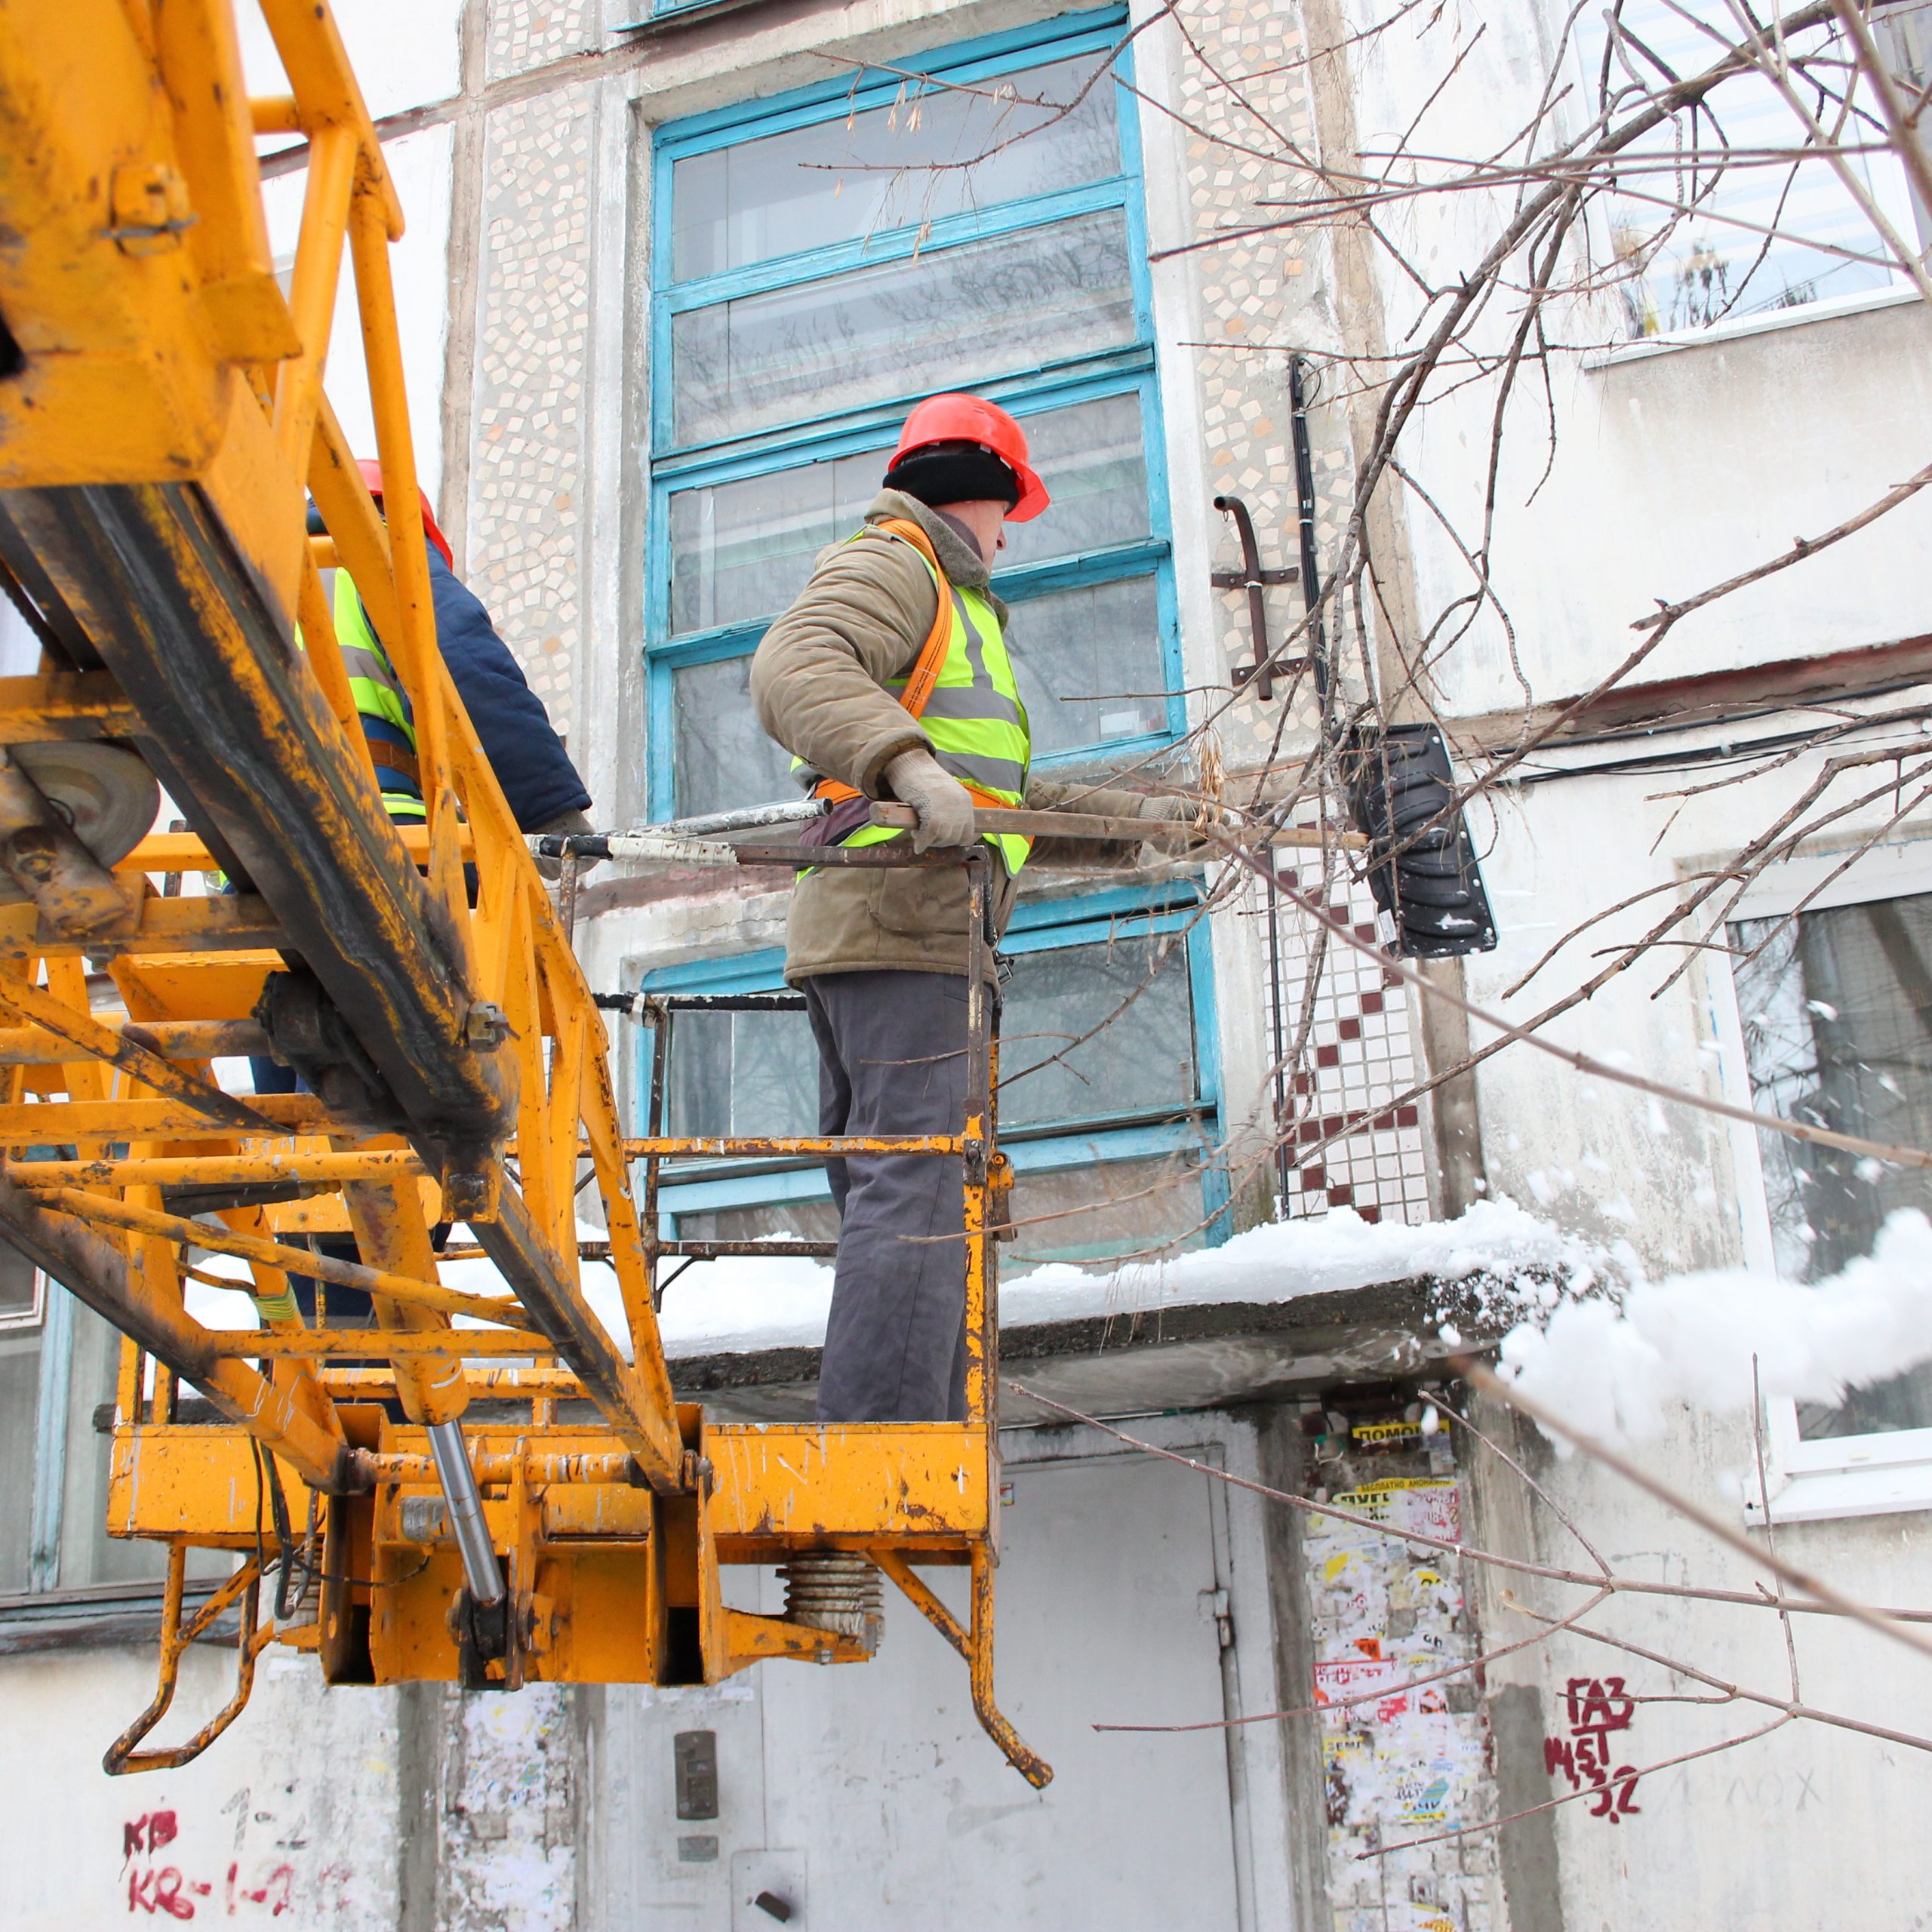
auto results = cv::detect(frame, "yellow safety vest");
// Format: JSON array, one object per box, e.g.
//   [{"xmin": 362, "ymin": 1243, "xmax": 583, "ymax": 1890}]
[
  {"xmin": 328, "ymin": 570, "xmax": 426, "ymax": 822},
  {"xmin": 797, "ymin": 526, "xmax": 1032, "ymax": 873}
]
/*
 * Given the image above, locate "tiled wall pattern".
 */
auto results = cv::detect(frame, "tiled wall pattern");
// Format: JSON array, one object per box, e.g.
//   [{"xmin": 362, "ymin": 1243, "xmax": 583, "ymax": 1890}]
[
  {"xmin": 1306, "ymin": 1420, "xmax": 1501, "ymax": 1931},
  {"xmin": 487, "ymin": 0, "xmax": 602, "ymax": 84},
  {"xmin": 466, "ymin": 86, "xmax": 594, "ymax": 751},
  {"xmin": 1177, "ymin": 5, "xmax": 1364, "ymax": 756},
  {"xmin": 1273, "ymin": 854, "xmax": 1432, "ymax": 1224}
]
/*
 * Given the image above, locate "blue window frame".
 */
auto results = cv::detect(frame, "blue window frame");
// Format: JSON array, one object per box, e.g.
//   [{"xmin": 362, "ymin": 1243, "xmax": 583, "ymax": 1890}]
[
  {"xmin": 638, "ymin": 883, "xmax": 1233, "ymax": 1266},
  {"xmin": 645, "ymin": 8, "xmax": 1178, "ymax": 823}
]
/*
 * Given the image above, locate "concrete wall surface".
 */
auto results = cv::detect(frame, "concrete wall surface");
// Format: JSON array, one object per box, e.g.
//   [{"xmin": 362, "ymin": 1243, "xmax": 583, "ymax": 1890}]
[
  {"xmin": 1346, "ymin": 1, "xmax": 1932, "ymax": 715},
  {"xmin": 0, "ymin": 1647, "xmax": 405, "ymax": 1929},
  {"xmin": 1469, "ymin": 1399, "xmax": 1932, "ymax": 1932},
  {"xmin": 0, "ymin": 1417, "xmax": 1310, "ymax": 1932}
]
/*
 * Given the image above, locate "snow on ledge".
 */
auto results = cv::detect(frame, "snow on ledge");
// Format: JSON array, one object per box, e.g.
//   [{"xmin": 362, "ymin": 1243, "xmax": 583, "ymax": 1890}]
[
  {"xmin": 645, "ymin": 1198, "xmax": 1584, "ymax": 1360},
  {"xmin": 173, "ymin": 1199, "xmax": 1932, "ymax": 1451}
]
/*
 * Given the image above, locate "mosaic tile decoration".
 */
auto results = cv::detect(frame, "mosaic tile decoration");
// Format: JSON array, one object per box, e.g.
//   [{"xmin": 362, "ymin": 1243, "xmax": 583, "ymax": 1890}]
[
  {"xmin": 486, "ymin": 0, "xmax": 601, "ymax": 85},
  {"xmin": 466, "ymin": 88, "xmax": 592, "ymax": 749},
  {"xmin": 1272, "ymin": 856, "xmax": 1432, "ymax": 1225}
]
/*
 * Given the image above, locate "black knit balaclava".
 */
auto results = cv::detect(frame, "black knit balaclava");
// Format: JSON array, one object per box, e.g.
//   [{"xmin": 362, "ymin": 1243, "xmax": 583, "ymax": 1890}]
[{"xmin": 882, "ymin": 438, "xmax": 1020, "ymax": 512}]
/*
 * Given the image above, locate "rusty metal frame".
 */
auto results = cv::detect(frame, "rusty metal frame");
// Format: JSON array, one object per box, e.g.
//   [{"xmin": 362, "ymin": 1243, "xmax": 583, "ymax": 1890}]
[{"xmin": 102, "ymin": 1546, "xmax": 274, "ymax": 1776}]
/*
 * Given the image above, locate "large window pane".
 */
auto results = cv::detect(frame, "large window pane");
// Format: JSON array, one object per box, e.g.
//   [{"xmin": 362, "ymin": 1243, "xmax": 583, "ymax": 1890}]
[
  {"xmin": 671, "ymin": 446, "xmax": 885, "ymax": 637},
  {"xmin": 672, "ymin": 572, "xmax": 1170, "ymax": 816},
  {"xmin": 0, "ymin": 1243, "xmax": 39, "ymax": 1325},
  {"xmin": 996, "ymin": 392, "xmax": 1149, "ymax": 568},
  {"xmin": 999, "ymin": 933, "xmax": 1197, "ymax": 1129},
  {"xmin": 670, "ymin": 211, "xmax": 1135, "ymax": 448},
  {"xmin": 658, "ymin": 931, "xmax": 1198, "ymax": 1143},
  {"xmin": 672, "ymin": 53, "xmax": 1121, "ymax": 281},
  {"xmin": 1582, "ymin": 3, "xmax": 1912, "ymax": 334},
  {"xmin": 1734, "ymin": 893, "xmax": 1932, "ymax": 1438},
  {"xmin": 1004, "ymin": 1150, "xmax": 1210, "ymax": 1268},
  {"xmin": 60, "ymin": 1306, "xmax": 172, "ymax": 1586},
  {"xmin": 674, "ymin": 1153, "xmax": 1211, "ymax": 1269},
  {"xmin": 669, "ymin": 1008, "xmax": 819, "ymax": 1140},
  {"xmin": 1008, "ymin": 574, "xmax": 1166, "ymax": 754},
  {"xmin": 669, "ymin": 392, "xmax": 1151, "ymax": 637},
  {"xmin": 672, "ymin": 653, "xmax": 799, "ymax": 817},
  {"xmin": 677, "ymin": 1200, "xmax": 841, "ymax": 1247}
]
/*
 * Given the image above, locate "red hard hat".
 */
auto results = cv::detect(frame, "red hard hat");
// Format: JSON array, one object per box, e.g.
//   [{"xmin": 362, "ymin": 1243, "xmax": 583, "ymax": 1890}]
[
  {"xmin": 890, "ymin": 394, "xmax": 1050, "ymax": 522},
  {"xmin": 355, "ymin": 458, "xmax": 455, "ymax": 569}
]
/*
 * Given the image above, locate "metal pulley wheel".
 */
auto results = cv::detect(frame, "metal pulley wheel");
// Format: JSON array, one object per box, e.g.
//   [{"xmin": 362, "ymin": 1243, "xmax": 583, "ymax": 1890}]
[{"xmin": 0, "ymin": 742, "xmax": 159, "ymax": 903}]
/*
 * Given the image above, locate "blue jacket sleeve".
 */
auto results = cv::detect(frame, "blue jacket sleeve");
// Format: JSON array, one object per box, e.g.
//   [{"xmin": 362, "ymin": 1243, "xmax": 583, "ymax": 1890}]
[{"xmin": 426, "ymin": 543, "xmax": 591, "ymax": 830}]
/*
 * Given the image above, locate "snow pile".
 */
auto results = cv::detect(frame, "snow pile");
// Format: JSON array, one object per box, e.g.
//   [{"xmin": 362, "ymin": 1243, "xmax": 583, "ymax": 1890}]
[
  {"xmin": 1499, "ymin": 1207, "xmax": 1932, "ymax": 1448},
  {"xmin": 997, "ymin": 1197, "xmax": 1589, "ymax": 1331},
  {"xmin": 630, "ymin": 1198, "xmax": 1586, "ymax": 1358},
  {"xmin": 654, "ymin": 1247, "xmax": 831, "ymax": 1355}
]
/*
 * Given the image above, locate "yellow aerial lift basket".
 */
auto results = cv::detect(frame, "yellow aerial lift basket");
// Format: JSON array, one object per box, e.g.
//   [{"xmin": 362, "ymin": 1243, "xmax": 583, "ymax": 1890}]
[{"xmin": 0, "ymin": 0, "xmax": 1045, "ymax": 1784}]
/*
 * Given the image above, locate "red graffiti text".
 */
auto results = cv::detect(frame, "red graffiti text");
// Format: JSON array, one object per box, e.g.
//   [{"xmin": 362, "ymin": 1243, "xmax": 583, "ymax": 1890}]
[{"xmin": 1544, "ymin": 1675, "xmax": 1641, "ymax": 1823}]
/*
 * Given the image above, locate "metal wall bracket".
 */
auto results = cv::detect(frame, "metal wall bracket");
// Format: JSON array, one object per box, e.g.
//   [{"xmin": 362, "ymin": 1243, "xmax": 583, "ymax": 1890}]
[
  {"xmin": 1214, "ymin": 495, "xmax": 1306, "ymax": 701},
  {"xmin": 1209, "ymin": 567, "xmax": 1299, "ymax": 589}
]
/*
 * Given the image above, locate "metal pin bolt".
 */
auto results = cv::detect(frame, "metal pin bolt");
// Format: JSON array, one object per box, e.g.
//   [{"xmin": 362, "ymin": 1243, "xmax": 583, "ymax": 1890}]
[{"xmin": 463, "ymin": 1002, "xmax": 510, "ymax": 1048}]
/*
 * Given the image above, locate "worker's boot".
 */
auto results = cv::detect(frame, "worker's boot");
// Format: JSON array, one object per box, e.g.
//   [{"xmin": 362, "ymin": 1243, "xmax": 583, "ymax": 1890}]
[{"xmin": 779, "ymin": 1553, "xmax": 884, "ymax": 1658}]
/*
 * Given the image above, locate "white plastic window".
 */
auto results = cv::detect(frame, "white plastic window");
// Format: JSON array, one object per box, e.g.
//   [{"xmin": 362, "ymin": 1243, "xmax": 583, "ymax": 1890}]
[
  {"xmin": 1577, "ymin": 1, "xmax": 1921, "ymax": 338},
  {"xmin": 1716, "ymin": 838, "xmax": 1932, "ymax": 1520}
]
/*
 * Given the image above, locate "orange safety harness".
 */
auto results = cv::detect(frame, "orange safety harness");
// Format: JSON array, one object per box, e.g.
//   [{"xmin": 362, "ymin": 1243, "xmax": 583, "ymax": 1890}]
[{"xmin": 809, "ymin": 518, "xmax": 1017, "ymax": 817}]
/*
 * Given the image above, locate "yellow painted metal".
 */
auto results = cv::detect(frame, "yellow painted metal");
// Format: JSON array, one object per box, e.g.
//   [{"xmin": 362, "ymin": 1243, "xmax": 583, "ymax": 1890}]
[
  {"xmin": 0, "ymin": 1, "xmax": 238, "ymax": 484},
  {"xmin": 0, "ymin": 0, "xmax": 1048, "ymax": 1789},
  {"xmin": 113, "ymin": 1422, "xmax": 989, "ymax": 1549},
  {"xmin": 0, "ymin": 1094, "xmax": 331, "ymax": 1140},
  {"xmin": 231, "ymin": 1326, "xmax": 552, "ymax": 1357},
  {"xmin": 0, "ymin": 672, "xmax": 146, "ymax": 740},
  {"xmin": 8, "ymin": 1149, "xmax": 423, "ymax": 1188},
  {"xmin": 0, "ymin": 891, "xmax": 285, "ymax": 961},
  {"xmin": 118, "ymin": 823, "xmax": 472, "ymax": 874},
  {"xmin": 707, "ymin": 1425, "xmax": 990, "ymax": 1555},
  {"xmin": 103, "ymin": 1548, "xmax": 275, "ymax": 1775}
]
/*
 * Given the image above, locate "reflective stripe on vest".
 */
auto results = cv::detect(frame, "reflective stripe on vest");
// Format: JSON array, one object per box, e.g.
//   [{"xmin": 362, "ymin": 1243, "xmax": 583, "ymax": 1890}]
[
  {"xmin": 329, "ymin": 571, "xmax": 426, "ymax": 820},
  {"xmin": 795, "ymin": 534, "xmax": 1032, "ymax": 874}
]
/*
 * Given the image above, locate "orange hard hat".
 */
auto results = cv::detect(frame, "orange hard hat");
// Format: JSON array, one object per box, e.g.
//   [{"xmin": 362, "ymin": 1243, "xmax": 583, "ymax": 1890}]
[
  {"xmin": 889, "ymin": 394, "xmax": 1049, "ymax": 522},
  {"xmin": 355, "ymin": 458, "xmax": 455, "ymax": 569}
]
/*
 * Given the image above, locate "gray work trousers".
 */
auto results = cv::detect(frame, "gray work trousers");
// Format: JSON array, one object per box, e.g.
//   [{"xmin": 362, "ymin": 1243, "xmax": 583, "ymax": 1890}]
[{"xmin": 805, "ymin": 970, "xmax": 971, "ymax": 1422}]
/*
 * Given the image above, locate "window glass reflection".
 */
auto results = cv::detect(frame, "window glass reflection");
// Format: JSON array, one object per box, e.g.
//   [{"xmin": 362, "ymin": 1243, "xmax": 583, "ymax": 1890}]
[
  {"xmin": 672, "ymin": 54, "xmax": 1121, "ymax": 281},
  {"xmin": 1005, "ymin": 575, "xmax": 1165, "ymax": 754},
  {"xmin": 670, "ymin": 211, "xmax": 1135, "ymax": 448},
  {"xmin": 668, "ymin": 392, "xmax": 1149, "ymax": 636},
  {"xmin": 672, "ymin": 653, "xmax": 798, "ymax": 817}
]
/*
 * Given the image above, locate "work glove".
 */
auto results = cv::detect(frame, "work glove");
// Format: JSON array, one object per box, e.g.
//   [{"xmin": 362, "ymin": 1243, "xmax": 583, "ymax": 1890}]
[
  {"xmin": 1138, "ymin": 793, "xmax": 1238, "ymax": 831},
  {"xmin": 883, "ymin": 748, "xmax": 978, "ymax": 854},
  {"xmin": 531, "ymin": 806, "xmax": 597, "ymax": 882},
  {"xmin": 1136, "ymin": 793, "xmax": 1240, "ymax": 857}
]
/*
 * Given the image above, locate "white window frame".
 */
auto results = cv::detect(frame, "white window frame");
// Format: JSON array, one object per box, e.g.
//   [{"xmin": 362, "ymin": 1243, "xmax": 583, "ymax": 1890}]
[
  {"xmin": 0, "ymin": 1267, "xmax": 44, "ymax": 1333},
  {"xmin": 1709, "ymin": 833, "xmax": 1932, "ymax": 1523}
]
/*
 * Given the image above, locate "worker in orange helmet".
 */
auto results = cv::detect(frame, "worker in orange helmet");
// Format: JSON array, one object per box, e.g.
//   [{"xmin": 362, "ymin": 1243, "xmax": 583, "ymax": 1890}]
[{"xmin": 751, "ymin": 394, "xmax": 1195, "ymax": 1422}]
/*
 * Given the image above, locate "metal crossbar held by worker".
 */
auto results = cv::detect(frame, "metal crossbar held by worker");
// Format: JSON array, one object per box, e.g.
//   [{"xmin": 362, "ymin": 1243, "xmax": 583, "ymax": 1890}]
[{"xmin": 0, "ymin": 0, "xmax": 1051, "ymax": 1787}]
